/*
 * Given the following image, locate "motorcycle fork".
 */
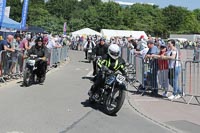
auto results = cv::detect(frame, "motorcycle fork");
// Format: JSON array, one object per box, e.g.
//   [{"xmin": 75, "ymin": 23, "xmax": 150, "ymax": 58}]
[{"xmin": 109, "ymin": 82, "xmax": 116, "ymax": 103}]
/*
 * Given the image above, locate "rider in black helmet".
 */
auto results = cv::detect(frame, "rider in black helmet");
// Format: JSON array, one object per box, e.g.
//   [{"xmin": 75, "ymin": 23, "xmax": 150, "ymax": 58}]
[{"xmin": 27, "ymin": 36, "xmax": 48, "ymax": 83}]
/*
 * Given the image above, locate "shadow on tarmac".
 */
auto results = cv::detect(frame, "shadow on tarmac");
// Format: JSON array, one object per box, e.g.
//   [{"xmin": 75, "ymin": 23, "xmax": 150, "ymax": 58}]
[
  {"xmin": 81, "ymin": 99, "xmax": 117, "ymax": 117},
  {"xmin": 82, "ymin": 76, "xmax": 94, "ymax": 82},
  {"xmin": 79, "ymin": 60, "xmax": 90, "ymax": 63}
]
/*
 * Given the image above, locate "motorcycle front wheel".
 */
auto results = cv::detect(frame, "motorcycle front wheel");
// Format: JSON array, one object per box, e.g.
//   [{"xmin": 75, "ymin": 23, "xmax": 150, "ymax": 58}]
[
  {"xmin": 23, "ymin": 68, "xmax": 32, "ymax": 87},
  {"xmin": 104, "ymin": 88, "xmax": 126, "ymax": 115}
]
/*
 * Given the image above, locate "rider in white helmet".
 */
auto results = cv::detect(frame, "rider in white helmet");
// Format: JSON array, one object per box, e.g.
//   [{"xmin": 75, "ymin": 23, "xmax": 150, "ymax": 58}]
[{"xmin": 89, "ymin": 44, "xmax": 126, "ymax": 96}]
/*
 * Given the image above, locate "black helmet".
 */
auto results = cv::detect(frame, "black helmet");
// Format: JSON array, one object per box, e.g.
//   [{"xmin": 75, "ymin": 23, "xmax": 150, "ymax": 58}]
[
  {"xmin": 36, "ymin": 36, "xmax": 43, "ymax": 42},
  {"xmin": 100, "ymin": 38, "xmax": 105, "ymax": 42}
]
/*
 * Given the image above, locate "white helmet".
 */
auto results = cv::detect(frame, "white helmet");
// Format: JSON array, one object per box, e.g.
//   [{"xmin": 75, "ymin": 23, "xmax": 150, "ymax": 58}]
[{"xmin": 108, "ymin": 44, "xmax": 120, "ymax": 60}]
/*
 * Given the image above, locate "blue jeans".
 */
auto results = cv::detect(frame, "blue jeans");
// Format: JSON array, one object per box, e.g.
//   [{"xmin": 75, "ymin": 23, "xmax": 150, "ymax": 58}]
[{"xmin": 169, "ymin": 66, "xmax": 182, "ymax": 95}]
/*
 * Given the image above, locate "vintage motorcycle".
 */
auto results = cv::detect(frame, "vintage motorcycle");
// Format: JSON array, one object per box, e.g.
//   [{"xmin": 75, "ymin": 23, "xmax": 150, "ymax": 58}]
[
  {"xmin": 88, "ymin": 66, "xmax": 127, "ymax": 115},
  {"xmin": 87, "ymin": 48, "xmax": 95, "ymax": 63},
  {"xmin": 23, "ymin": 55, "xmax": 43, "ymax": 87}
]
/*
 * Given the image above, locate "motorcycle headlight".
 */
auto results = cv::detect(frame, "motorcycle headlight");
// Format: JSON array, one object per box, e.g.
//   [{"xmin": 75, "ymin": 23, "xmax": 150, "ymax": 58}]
[{"xmin": 27, "ymin": 60, "xmax": 36, "ymax": 66}]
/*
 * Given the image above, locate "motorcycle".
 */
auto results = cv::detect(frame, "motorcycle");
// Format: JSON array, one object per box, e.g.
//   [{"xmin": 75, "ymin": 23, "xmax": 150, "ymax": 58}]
[
  {"xmin": 87, "ymin": 48, "xmax": 95, "ymax": 63},
  {"xmin": 88, "ymin": 66, "xmax": 127, "ymax": 115},
  {"xmin": 23, "ymin": 55, "xmax": 43, "ymax": 87}
]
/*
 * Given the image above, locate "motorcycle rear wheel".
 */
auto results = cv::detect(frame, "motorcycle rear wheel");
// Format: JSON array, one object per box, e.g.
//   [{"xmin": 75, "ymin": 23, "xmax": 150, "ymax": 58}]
[{"xmin": 104, "ymin": 88, "xmax": 125, "ymax": 115}]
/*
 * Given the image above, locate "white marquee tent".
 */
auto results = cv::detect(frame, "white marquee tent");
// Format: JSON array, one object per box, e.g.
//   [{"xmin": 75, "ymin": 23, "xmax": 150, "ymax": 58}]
[
  {"xmin": 71, "ymin": 28, "xmax": 101, "ymax": 37},
  {"xmin": 100, "ymin": 29, "xmax": 148, "ymax": 39}
]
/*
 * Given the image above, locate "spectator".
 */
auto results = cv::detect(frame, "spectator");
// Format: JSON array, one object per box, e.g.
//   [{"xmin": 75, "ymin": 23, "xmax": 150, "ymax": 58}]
[
  {"xmin": 153, "ymin": 44, "xmax": 169, "ymax": 97},
  {"xmin": 134, "ymin": 42, "xmax": 149, "ymax": 59},
  {"xmin": 47, "ymin": 36, "xmax": 62, "ymax": 49},
  {"xmin": 19, "ymin": 34, "xmax": 31, "ymax": 54},
  {"xmin": 160, "ymin": 39, "xmax": 182, "ymax": 100},
  {"xmin": 11, "ymin": 34, "xmax": 23, "ymax": 76},
  {"xmin": 0, "ymin": 35, "xmax": 15, "ymax": 77},
  {"xmin": 136, "ymin": 35, "xmax": 147, "ymax": 51},
  {"xmin": 145, "ymin": 40, "xmax": 159, "ymax": 96},
  {"xmin": 0, "ymin": 35, "xmax": 14, "ymax": 52}
]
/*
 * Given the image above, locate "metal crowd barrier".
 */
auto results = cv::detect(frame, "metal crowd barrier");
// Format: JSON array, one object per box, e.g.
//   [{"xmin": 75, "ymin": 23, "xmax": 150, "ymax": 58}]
[
  {"xmin": 121, "ymin": 47, "xmax": 200, "ymax": 104},
  {"xmin": 183, "ymin": 61, "xmax": 200, "ymax": 104},
  {"xmin": 193, "ymin": 48, "xmax": 200, "ymax": 62},
  {"xmin": 121, "ymin": 47, "xmax": 185, "ymax": 95},
  {"xmin": 132, "ymin": 56, "xmax": 184, "ymax": 97},
  {"xmin": 121, "ymin": 46, "xmax": 129, "ymax": 62},
  {"xmin": 0, "ymin": 50, "xmax": 24, "ymax": 83},
  {"xmin": 48, "ymin": 46, "xmax": 68, "ymax": 68}
]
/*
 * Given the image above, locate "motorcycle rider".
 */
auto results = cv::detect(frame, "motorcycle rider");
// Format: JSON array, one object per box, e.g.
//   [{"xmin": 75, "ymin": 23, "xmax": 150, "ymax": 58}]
[
  {"xmin": 26, "ymin": 36, "xmax": 48, "ymax": 83},
  {"xmin": 92, "ymin": 38, "xmax": 109, "ymax": 76},
  {"xmin": 89, "ymin": 44, "xmax": 126, "ymax": 97},
  {"xmin": 83, "ymin": 37, "xmax": 96, "ymax": 59}
]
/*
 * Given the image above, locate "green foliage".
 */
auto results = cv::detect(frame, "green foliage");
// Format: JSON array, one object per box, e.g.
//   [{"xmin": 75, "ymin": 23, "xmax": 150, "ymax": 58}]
[
  {"xmin": 6, "ymin": 0, "xmax": 22, "ymax": 22},
  {"xmin": 5, "ymin": 0, "xmax": 200, "ymax": 36}
]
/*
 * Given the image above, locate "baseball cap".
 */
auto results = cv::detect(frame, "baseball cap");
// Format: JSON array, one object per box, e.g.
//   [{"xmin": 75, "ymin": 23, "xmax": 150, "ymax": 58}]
[
  {"xmin": 140, "ymin": 35, "xmax": 144, "ymax": 39},
  {"xmin": 160, "ymin": 43, "xmax": 166, "ymax": 48}
]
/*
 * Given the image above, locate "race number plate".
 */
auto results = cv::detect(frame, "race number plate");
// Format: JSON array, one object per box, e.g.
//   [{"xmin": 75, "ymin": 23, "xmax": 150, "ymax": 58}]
[{"xmin": 116, "ymin": 74, "xmax": 125, "ymax": 83}]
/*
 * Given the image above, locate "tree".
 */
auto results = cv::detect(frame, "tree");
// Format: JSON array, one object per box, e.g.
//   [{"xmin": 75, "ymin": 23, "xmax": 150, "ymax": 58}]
[{"xmin": 6, "ymin": 0, "xmax": 23, "ymax": 22}]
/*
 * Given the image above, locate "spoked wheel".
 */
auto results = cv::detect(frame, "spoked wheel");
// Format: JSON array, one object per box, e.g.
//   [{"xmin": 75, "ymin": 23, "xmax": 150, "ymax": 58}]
[
  {"xmin": 23, "ymin": 68, "xmax": 32, "ymax": 87},
  {"xmin": 104, "ymin": 88, "xmax": 125, "ymax": 115}
]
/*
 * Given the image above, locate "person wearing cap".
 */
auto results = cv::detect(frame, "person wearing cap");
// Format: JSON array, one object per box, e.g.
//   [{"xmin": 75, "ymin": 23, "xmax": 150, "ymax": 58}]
[
  {"xmin": 26, "ymin": 36, "xmax": 48, "ymax": 83},
  {"xmin": 136, "ymin": 35, "xmax": 147, "ymax": 51},
  {"xmin": 134, "ymin": 42, "xmax": 149, "ymax": 59},
  {"xmin": 145, "ymin": 40, "xmax": 160, "ymax": 96}
]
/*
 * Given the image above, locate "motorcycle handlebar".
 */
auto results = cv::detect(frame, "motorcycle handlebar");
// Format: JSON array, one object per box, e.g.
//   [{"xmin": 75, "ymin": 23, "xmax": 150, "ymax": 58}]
[{"xmin": 30, "ymin": 54, "xmax": 38, "ymax": 58}]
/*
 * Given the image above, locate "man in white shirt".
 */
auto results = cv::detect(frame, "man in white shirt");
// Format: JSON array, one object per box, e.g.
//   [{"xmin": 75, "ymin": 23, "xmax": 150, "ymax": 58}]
[{"xmin": 83, "ymin": 38, "xmax": 96, "ymax": 59}]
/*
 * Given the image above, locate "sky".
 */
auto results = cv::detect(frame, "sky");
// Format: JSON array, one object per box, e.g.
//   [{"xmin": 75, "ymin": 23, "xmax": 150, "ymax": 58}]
[{"xmin": 116, "ymin": 0, "xmax": 200, "ymax": 10}]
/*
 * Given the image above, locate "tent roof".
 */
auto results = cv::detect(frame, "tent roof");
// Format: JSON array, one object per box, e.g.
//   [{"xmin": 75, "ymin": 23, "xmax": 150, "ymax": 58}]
[
  {"xmin": 100, "ymin": 29, "xmax": 148, "ymax": 39},
  {"xmin": 71, "ymin": 28, "xmax": 101, "ymax": 36},
  {"xmin": 1, "ymin": 16, "xmax": 21, "ymax": 30},
  {"xmin": 25, "ymin": 26, "xmax": 45, "ymax": 33}
]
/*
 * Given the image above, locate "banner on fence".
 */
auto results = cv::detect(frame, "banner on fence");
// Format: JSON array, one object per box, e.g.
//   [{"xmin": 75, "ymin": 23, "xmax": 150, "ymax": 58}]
[
  {"xmin": 63, "ymin": 22, "xmax": 67, "ymax": 35},
  {"xmin": 21, "ymin": 0, "xmax": 29, "ymax": 30}
]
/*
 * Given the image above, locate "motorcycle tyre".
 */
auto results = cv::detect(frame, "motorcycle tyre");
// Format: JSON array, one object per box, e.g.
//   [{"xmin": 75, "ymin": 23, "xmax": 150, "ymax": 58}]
[
  {"xmin": 104, "ymin": 89, "xmax": 125, "ymax": 115},
  {"xmin": 23, "ymin": 68, "xmax": 32, "ymax": 87}
]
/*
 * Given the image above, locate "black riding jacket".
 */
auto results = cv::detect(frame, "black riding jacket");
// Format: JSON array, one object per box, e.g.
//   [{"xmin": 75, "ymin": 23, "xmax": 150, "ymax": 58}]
[
  {"xmin": 27, "ymin": 45, "xmax": 48, "ymax": 59},
  {"xmin": 94, "ymin": 44, "xmax": 109, "ymax": 57},
  {"xmin": 97, "ymin": 54, "xmax": 126, "ymax": 75}
]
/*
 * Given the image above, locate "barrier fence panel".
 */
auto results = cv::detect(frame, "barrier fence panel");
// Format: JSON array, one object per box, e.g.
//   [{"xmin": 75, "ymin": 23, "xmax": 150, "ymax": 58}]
[
  {"xmin": 123, "ymin": 47, "xmax": 200, "ymax": 104},
  {"xmin": 128, "ymin": 49, "xmax": 135, "ymax": 65},
  {"xmin": 194, "ymin": 48, "xmax": 200, "ymax": 62},
  {"xmin": 121, "ymin": 46, "xmax": 128, "ymax": 62},
  {"xmin": 0, "ymin": 50, "xmax": 24, "ymax": 83},
  {"xmin": 183, "ymin": 61, "xmax": 200, "ymax": 104},
  {"xmin": 135, "ymin": 56, "xmax": 144, "ymax": 86},
  {"xmin": 129, "ymin": 52, "xmax": 185, "ymax": 97}
]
